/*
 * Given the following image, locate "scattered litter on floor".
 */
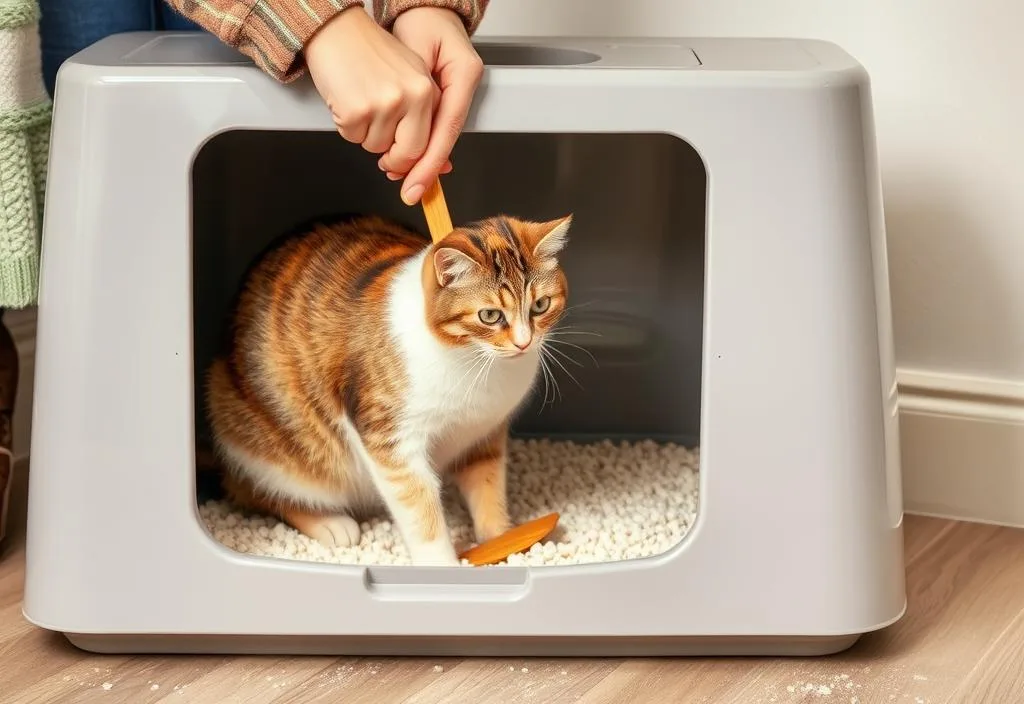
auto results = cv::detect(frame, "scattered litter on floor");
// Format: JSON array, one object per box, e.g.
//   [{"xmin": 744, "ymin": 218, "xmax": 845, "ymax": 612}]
[{"xmin": 768, "ymin": 668, "xmax": 937, "ymax": 704}]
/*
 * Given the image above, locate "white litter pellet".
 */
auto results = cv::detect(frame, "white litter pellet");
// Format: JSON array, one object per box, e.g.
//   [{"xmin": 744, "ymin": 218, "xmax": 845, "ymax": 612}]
[{"xmin": 199, "ymin": 438, "xmax": 699, "ymax": 566}]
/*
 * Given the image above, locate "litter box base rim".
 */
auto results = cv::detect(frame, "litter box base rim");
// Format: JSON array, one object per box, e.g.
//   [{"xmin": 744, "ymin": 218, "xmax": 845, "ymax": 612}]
[{"xmin": 63, "ymin": 632, "xmax": 861, "ymax": 657}]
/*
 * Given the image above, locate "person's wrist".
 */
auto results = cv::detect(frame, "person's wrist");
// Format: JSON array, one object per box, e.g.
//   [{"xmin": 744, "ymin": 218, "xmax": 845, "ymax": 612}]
[
  {"xmin": 392, "ymin": 6, "xmax": 467, "ymax": 37},
  {"xmin": 305, "ymin": 4, "xmax": 373, "ymax": 60}
]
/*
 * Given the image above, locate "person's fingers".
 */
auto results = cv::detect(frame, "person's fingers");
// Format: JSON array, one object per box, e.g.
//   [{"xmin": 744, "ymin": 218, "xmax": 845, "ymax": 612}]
[
  {"xmin": 387, "ymin": 160, "xmax": 450, "ymax": 182},
  {"xmin": 377, "ymin": 78, "xmax": 436, "ymax": 172},
  {"xmin": 360, "ymin": 87, "xmax": 406, "ymax": 154},
  {"xmin": 362, "ymin": 114, "xmax": 402, "ymax": 154},
  {"xmin": 401, "ymin": 55, "xmax": 483, "ymax": 204},
  {"xmin": 331, "ymin": 99, "xmax": 373, "ymax": 145}
]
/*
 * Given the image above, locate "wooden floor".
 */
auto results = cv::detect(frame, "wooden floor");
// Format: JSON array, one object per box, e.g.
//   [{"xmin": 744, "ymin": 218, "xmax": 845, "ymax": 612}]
[{"xmin": 3, "ymin": 468, "xmax": 1024, "ymax": 704}]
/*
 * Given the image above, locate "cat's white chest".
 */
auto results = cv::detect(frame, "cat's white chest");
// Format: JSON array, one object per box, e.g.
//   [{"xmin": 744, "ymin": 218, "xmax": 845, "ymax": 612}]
[
  {"xmin": 388, "ymin": 254, "xmax": 540, "ymax": 469},
  {"xmin": 404, "ymin": 335, "xmax": 539, "ymax": 469}
]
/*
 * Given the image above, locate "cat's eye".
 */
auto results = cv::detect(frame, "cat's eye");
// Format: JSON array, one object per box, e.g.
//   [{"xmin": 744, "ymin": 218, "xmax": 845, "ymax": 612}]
[
  {"xmin": 479, "ymin": 308, "xmax": 504, "ymax": 325},
  {"xmin": 531, "ymin": 296, "xmax": 551, "ymax": 315}
]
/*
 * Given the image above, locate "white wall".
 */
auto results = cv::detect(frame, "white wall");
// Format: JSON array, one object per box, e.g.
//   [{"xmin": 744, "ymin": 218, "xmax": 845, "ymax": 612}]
[
  {"xmin": 478, "ymin": 0, "xmax": 1024, "ymax": 384},
  {"xmin": 476, "ymin": 1, "xmax": 1024, "ymax": 525}
]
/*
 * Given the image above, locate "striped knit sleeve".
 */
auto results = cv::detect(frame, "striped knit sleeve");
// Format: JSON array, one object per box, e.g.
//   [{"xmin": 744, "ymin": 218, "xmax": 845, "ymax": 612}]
[
  {"xmin": 164, "ymin": 0, "xmax": 365, "ymax": 82},
  {"xmin": 373, "ymin": 0, "xmax": 488, "ymax": 35}
]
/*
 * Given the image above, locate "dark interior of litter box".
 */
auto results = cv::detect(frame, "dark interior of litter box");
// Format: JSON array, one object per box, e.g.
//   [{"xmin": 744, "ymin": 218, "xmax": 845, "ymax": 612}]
[
  {"xmin": 191, "ymin": 131, "xmax": 706, "ymax": 449},
  {"xmin": 190, "ymin": 131, "xmax": 708, "ymax": 557}
]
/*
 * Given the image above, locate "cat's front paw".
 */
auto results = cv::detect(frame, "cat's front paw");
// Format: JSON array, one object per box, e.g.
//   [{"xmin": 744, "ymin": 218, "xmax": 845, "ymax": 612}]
[
  {"xmin": 474, "ymin": 516, "xmax": 512, "ymax": 544},
  {"xmin": 295, "ymin": 514, "xmax": 362, "ymax": 548},
  {"xmin": 409, "ymin": 541, "xmax": 461, "ymax": 567}
]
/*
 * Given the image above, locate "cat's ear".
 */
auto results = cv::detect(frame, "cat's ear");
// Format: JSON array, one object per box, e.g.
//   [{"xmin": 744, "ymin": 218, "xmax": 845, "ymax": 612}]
[
  {"xmin": 433, "ymin": 246, "xmax": 481, "ymax": 288},
  {"xmin": 531, "ymin": 215, "xmax": 572, "ymax": 260}
]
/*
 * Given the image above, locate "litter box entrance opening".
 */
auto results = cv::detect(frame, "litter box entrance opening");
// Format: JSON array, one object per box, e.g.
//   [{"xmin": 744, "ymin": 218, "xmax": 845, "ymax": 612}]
[{"xmin": 191, "ymin": 130, "xmax": 706, "ymax": 568}]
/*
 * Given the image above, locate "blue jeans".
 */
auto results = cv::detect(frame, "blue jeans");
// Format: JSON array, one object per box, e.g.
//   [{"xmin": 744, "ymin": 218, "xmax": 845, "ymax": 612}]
[{"xmin": 39, "ymin": 0, "xmax": 204, "ymax": 97}]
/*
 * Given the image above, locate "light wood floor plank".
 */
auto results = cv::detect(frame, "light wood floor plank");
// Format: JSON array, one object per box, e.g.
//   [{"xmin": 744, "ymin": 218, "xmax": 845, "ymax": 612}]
[
  {"xmin": 714, "ymin": 520, "xmax": 1024, "ymax": 704},
  {"xmin": 946, "ymin": 606, "xmax": 1024, "ymax": 704},
  {"xmin": 902, "ymin": 515, "xmax": 956, "ymax": 564},
  {"xmin": 150, "ymin": 656, "xmax": 343, "ymax": 704},
  {"xmin": 564, "ymin": 516, "xmax": 979, "ymax": 704},
  {"xmin": 400, "ymin": 658, "xmax": 615, "ymax": 704},
  {"xmin": 4, "ymin": 461, "xmax": 1024, "ymax": 704},
  {"xmin": 575, "ymin": 659, "xmax": 756, "ymax": 704}
]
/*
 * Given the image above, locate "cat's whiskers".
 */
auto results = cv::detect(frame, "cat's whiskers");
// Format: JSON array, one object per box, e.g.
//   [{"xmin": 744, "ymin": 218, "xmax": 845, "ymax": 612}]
[
  {"xmin": 536, "ymin": 349, "xmax": 556, "ymax": 406},
  {"xmin": 541, "ymin": 336, "xmax": 599, "ymax": 367},
  {"xmin": 540, "ymin": 349, "xmax": 563, "ymax": 404},
  {"xmin": 536, "ymin": 354, "xmax": 549, "ymax": 407},
  {"xmin": 545, "ymin": 327, "xmax": 603, "ymax": 338},
  {"xmin": 542, "ymin": 341, "xmax": 585, "ymax": 368},
  {"xmin": 481, "ymin": 353, "xmax": 498, "ymax": 392},
  {"xmin": 451, "ymin": 348, "xmax": 490, "ymax": 403},
  {"xmin": 461, "ymin": 349, "xmax": 497, "ymax": 407},
  {"xmin": 560, "ymin": 299, "xmax": 601, "ymax": 316},
  {"xmin": 540, "ymin": 342, "xmax": 584, "ymax": 392}
]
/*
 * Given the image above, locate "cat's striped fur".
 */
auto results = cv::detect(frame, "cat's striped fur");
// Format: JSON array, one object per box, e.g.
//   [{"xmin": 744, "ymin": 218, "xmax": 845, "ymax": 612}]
[{"xmin": 206, "ymin": 214, "xmax": 570, "ymax": 565}]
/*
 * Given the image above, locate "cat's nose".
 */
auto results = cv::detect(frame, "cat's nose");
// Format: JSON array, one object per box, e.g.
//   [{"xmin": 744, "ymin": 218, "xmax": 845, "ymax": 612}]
[{"xmin": 511, "ymin": 324, "xmax": 532, "ymax": 351}]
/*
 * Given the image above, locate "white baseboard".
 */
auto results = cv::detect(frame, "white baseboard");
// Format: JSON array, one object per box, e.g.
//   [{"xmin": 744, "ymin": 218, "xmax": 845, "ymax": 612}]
[
  {"xmin": 896, "ymin": 369, "xmax": 1024, "ymax": 527},
  {"xmin": 6, "ymin": 308, "xmax": 1024, "ymax": 526}
]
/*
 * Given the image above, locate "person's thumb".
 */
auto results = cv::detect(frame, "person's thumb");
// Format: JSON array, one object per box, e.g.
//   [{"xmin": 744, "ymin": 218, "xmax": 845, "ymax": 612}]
[{"xmin": 401, "ymin": 55, "xmax": 483, "ymax": 205}]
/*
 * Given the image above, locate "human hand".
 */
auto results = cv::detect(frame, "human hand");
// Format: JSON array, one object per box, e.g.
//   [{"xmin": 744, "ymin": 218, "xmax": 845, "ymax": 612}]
[
  {"xmin": 304, "ymin": 7, "xmax": 452, "ymax": 202},
  {"xmin": 378, "ymin": 7, "xmax": 485, "ymax": 204}
]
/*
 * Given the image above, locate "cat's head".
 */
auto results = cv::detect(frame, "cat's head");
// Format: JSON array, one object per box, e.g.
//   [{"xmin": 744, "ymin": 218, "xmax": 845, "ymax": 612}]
[{"xmin": 424, "ymin": 215, "xmax": 571, "ymax": 356}]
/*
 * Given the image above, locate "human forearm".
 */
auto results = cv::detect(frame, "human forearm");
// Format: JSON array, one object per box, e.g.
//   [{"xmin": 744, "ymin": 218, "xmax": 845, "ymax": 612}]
[
  {"xmin": 163, "ymin": 0, "xmax": 364, "ymax": 81},
  {"xmin": 372, "ymin": 0, "xmax": 488, "ymax": 34}
]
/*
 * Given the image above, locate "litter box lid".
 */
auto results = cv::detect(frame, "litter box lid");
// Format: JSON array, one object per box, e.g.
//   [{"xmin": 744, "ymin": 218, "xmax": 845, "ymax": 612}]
[{"xmin": 63, "ymin": 32, "xmax": 866, "ymax": 85}]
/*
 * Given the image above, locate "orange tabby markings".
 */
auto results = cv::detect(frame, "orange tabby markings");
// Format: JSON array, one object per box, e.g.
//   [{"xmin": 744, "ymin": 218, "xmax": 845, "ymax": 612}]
[
  {"xmin": 205, "ymin": 212, "xmax": 571, "ymax": 565},
  {"xmin": 459, "ymin": 513, "xmax": 561, "ymax": 566},
  {"xmin": 390, "ymin": 471, "xmax": 444, "ymax": 543},
  {"xmin": 452, "ymin": 431, "xmax": 511, "ymax": 542}
]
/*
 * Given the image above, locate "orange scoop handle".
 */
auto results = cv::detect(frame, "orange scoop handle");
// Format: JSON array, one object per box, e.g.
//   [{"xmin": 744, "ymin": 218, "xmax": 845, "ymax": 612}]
[
  {"xmin": 421, "ymin": 177, "xmax": 454, "ymax": 244},
  {"xmin": 458, "ymin": 513, "xmax": 561, "ymax": 566}
]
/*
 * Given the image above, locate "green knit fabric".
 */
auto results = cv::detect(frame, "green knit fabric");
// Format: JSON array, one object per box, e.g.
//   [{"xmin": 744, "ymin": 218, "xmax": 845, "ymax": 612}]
[
  {"xmin": 0, "ymin": 1, "xmax": 37, "ymax": 28},
  {"xmin": 0, "ymin": 0, "xmax": 51, "ymax": 308}
]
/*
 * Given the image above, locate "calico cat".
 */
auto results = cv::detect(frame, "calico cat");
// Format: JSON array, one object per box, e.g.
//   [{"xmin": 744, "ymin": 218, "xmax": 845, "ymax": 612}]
[{"xmin": 206, "ymin": 213, "xmax": 571, "ymax": 566}]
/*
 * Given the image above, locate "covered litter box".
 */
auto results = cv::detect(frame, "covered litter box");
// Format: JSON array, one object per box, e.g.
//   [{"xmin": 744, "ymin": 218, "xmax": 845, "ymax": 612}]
[{"xmin": 24, "ymin": 32, "xmax": 906, "ymax": 655}]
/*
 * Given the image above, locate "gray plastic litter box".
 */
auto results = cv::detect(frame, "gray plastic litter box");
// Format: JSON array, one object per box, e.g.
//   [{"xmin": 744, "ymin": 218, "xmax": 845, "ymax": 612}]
[{"xmin": 23, "ymin": 32, "xmax": 906, "ymax": 656}]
